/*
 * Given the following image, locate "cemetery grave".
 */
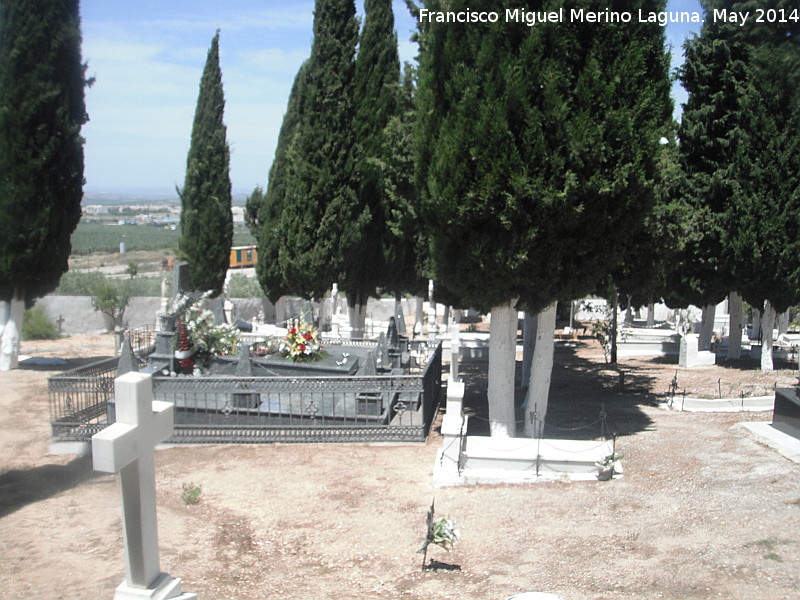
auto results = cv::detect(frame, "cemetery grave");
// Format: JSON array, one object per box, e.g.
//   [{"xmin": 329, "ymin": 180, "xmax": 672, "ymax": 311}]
[{"xmin": 5, "ymin": 332, "xmax": 800, "ymax": 599}]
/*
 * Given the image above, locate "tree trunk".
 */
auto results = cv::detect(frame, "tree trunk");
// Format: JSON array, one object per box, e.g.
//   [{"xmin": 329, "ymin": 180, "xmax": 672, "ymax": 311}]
[
  {"xmin": 698, "ymin": 303, "xmax": 716, "ymax": 351},
  {"xmin": 0, "ymin": 293, "xmax": 24, "ymax": 371},
  {"xmin": 761, "ymin": 300, "xmax": 776, "ymax": 371},
  {"xmin": 347, "ymin": 291, "xmax": 368, "ymax": 339},
  {"xmin": 487, "ymin": 299, "xmax": 518, "ymax": 438},
  {"xmin": 726, "ymin": 291, "xmax": 743, "ymax": 361},
  {"xmin": 524, "ymin": 302, "xmax": 557, "ymax": 438},
  {"xmin": 778, "ymin": 309, "xmax": 790, "ymax": 336},
  {"xmin": 610, "ymin": 290, "xmax": 619, "ymax": 364},
  {"xmin": 751, "ymin": 308, "xmax": 761, "ymax": 341},
  {"xmin": 646, "ymin": 299, "xmax": 655, "ymax": 328},
  {"xmin": 520, "ymin": 312, "xmax": 536, "ymax": 388}
]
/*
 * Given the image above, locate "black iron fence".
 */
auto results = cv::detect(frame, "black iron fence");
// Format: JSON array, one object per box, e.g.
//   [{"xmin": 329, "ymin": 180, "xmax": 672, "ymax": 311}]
[
  {"xmin": 48, "ymin": 357, "xmax": 117, "ymax": 441},
  {"xmin": 49, "ymin": 342, "xmax": 442, "ymax": 444}
]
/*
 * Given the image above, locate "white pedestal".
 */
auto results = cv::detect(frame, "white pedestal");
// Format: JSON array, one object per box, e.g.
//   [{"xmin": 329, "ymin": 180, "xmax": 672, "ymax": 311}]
[{"xmin": 114, "ymin": 573, "xmax": 197, "ymax": 600}]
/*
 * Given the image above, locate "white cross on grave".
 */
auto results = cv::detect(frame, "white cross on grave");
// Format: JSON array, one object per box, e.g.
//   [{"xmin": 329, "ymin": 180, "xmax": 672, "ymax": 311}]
[{"xmin": 92, "ymin": 372, "xmax": 197, "ymax": 600}]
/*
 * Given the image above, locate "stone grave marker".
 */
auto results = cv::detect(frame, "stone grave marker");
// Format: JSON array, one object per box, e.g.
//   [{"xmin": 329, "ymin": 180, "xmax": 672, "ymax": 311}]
[{"xmin": 92, "ymin": 372, "xmax": 197, "ymax": 599}]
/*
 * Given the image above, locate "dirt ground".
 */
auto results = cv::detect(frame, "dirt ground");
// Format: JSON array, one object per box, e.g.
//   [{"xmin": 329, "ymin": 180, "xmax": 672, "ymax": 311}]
[{"xmin": 1, "ymin": 333, "xmax": 799, "ymax": 600}]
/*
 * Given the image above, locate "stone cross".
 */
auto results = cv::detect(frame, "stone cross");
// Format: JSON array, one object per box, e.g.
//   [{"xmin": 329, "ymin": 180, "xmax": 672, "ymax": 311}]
[
  {"xmin": 92, "ymin": 372, "xmax": 196, "ymax": 599},
  {"xmin": 56, "ymin": 314, "xmax": 65, "ymax": 335}
]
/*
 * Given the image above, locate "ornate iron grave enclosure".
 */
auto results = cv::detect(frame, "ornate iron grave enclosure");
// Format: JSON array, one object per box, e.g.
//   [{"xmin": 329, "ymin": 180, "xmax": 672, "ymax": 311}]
[{"xmin": 49, "ymin": 339, "xmax": 442, "ymax": 444}]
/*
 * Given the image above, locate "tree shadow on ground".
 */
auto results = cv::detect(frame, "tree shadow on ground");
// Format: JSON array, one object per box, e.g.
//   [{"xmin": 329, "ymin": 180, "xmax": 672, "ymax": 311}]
[
  {"xmin": 18, "ymin": 356, "xmax": 113, "ymax": 372},
  {"xmin": 0, "ymin": 454, "xmax": 104, "ymax": 519},
  {"xmin": 460, "ymin": 339, "xmax": 657, "ymax": 440}
]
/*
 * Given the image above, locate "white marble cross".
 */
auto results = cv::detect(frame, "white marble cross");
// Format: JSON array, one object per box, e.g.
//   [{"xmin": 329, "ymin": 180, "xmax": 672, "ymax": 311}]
[{"xmin": 93, "ymin": 372, "xmax": 196, "ymax": 600}]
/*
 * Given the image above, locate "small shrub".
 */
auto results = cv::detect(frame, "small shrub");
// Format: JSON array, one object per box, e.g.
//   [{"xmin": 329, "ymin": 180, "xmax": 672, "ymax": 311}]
[
  {"xmin": 227, "ymin": 273, "xmax": 264, "ymax": 298},
  {"xmin": 22, "ymin": 306, "xmax": 60, "ymax": 340},
  {"xmin": 181, "ymin": 482, "xmax": 202, "ymax": 505}
]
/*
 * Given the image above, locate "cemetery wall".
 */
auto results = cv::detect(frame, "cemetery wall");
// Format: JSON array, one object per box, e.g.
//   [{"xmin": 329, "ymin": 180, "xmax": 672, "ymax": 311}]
[{"xmin": 33, "ymin": 295, "xmax": 426, "ymax": 336}]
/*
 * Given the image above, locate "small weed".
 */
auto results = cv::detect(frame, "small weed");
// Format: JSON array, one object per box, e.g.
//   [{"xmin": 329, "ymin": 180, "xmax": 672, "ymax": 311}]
[
  {"xmin": 745, "ymin": 538, "xmax": 789, "ymax": 562},
  {"xmin": 181, "ymin": 482, "xmax": 202, "ymax": 505},
  {"xmin": 789, "ymin": 498, "xmax": 800, "ymax": 507}
]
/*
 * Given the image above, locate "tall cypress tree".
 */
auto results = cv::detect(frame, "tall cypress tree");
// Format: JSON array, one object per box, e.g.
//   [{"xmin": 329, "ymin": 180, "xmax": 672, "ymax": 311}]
[
  {"xmin": 275, "ymin": 0, "xmax": 359, "ymax": 300},
  {"xmin": 0, "ymin": 0, "xmax": 89, "ymax": 368},
  {"xmin": 256, "ymin": 61, "xmax": 311, "ymax": 303},
  {"xmin": 678, "ymin": 0, "xmax": 800, "ymax": 370},
  {"xmin": 178, "ymin": 30, "xmax": 233, "ymax": 296},
  {"xmin": 339, "ymin": 0, "xmax": 402, "ymax": 335},
  {"xmin": 377, "ymin": 63, "xmax": 428, "ymax": 302}
]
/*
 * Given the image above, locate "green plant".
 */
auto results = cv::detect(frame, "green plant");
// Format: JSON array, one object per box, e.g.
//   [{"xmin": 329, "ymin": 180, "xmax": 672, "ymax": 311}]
[
  {"xmin": 181, "ymin": 482, "xmax": 202, "ymax": 505},
  {"xmin": 227, "ymin": 272, "xmax": 264, "ymax": 298},
  {"xmin": 418, "ymin": 500, "xmax": 460, "ymax": 570},
  {"xmin": 125, "ymin": 261, "xmax": 138, "ymax": 279},
  {"xmin": 91, "ymin": 280, "xmax": 130, "ymax": 329},
  {"xmin": 22, "ymin": 306, "xmax": 60, "ymax": 340}
]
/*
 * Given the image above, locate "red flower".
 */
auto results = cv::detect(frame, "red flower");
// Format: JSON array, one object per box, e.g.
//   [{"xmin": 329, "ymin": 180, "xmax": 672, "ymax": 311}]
[
  {"xmin": 303, "ymin": 333, "xmax": 313, "ymax": 341},
  {"xmin": 299, "ymin": 343, "xmax": 306, "ymax": 352}
]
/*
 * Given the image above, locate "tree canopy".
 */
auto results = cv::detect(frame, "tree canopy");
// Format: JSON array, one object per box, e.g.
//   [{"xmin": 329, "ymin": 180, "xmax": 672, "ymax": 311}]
[
  {"xmin": 0, "ymin": 0, "xmax": 89, "ymax": 304},
  {"xmin": 178, "ymin": 30, "xmax": 233, "ymax": 296}
]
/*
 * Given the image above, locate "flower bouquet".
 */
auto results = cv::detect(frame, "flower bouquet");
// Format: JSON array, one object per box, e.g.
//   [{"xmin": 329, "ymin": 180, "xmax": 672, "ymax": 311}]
[{"xmin": 280, "ymin": 319, "xmax": 324, "ymax": 362}]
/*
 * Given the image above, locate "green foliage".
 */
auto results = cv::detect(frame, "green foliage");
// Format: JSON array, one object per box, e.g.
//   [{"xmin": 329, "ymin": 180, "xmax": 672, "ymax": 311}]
[
  {"xmin": 181, "ymin": 482, "xmax": 202, "ymax": 505},
  {"xmin": 418, "ymin": 500, "xmax": 459, "ymax": 570},
  {"xmin": 257, "ymin": 62, "xmax": 310, "ymax": 302},
  {"xmin": 125, "ymin": 262, "xmax": 138, "ymax": 279},
  {"xmin": 244, "ymin": 185, "xmax": 264, "ymax": 239},
  {"xmin": 0, "ymin": 0, "xmax": 89, "ymax": 303},
  {"xmin": 676, "ymin": 0, "xmax": 800, "ymax": 313},
  {"xmin": 415, "ymin": 0, "xmax": 673, "ymax": 313},
  {"xmin": 91, "ymin": 280, "xmax": 130, "ymax": 327},
  {"xmin": 227, "ymin": 273, "xmax": 264, "ymax": 298},
  {"xmin": 55, "ymin": 271, "xmax": 162, "ymax": 296},
  {"xmin": 70, "ymin": 223, "xmax": 180, "ymax": 254},
  {"xmin": 257, "ymin": 0, "xmax": 359, "ymax": 301},
  {"xmin": 178, "ymin": 30, "xmax": 233, "ymax": 297},
  {"xmin": 22, "ymin": 306, "xmax": 60, "ymax": 340}
]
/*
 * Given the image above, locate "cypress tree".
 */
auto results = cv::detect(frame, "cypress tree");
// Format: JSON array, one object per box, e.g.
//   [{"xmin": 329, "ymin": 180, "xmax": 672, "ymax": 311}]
[
  {"xmin": 0, "ymin": 0, "xmax": 88, "ymax": 303},
  {"xmin": 678, "ymin": 0, "xmax": 800, "ymax": 369},
  {"xmin": 416, "ymin": 0, "xmax": 672, "ymax": 435},
  {"xmin": 376, "ymin": 63, "xmax": 428, "ymax": 302},
  {"xmin": 276, "ymin": 0, "xmax": 359, "ymax": 300},
  {"xmin": 342, "ymin": 0, "xmax": 402, "ymax": 336},
  {"xmin": 256, "ymin": 61, "xmax": 311, "ymax": 303},
  {"xmin": 178, "ymin": 30, "xmax": 233, "ymax": 297},
  {"xmin": 0, "ymin": 0, "xmax": 89, "ymax": 369}
]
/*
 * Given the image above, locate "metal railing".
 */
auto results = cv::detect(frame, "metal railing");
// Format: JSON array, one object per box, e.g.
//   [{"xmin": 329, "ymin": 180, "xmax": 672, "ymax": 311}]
[
  {"xmin": 48, "ymin": 357, "xmax": 118, "ymax": 441},
  {"xmin": 48, "ymin": 342, "xmax": 442, "ymax": 445}
]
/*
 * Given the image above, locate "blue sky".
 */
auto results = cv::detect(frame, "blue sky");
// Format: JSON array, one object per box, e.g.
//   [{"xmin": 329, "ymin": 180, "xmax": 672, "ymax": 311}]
[{"xmin": 80, "ymin": 0, "xmax": 702, "ymax": 196}]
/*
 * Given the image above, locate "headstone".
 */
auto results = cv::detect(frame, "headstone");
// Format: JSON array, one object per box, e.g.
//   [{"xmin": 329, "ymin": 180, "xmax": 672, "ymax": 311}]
[
  {"xmin": 377, "ymin": 332, "xmax": 389, "ymax": 368},
  {"xmin": 387, "ymin": 317, "xmax": 399, "ymax": 349},
  {"xmin": 450, "ymin": 325, "xmax": 461, "ymax": 383},
  {"xmin": 394, "ymin": 304, "xmax": 407, "ymax": 336},
  {"xmin": 0, "ymin": 316, "xmax": 19, "ymax": 371},
  {"xmin": 773, "ymin": 388, "xmax": 800, "ymax": 439},
  {"xmin": 92, "ymin": 372, "xmax": 197, "ymax": 599},
  {"xmin": 235, "ymin": 344, "xmax": 253, "ymax": 377},
  {"xmin": 173, "ymin": 261, "xmax": 192, "ymax": 297},
  {"xmin": 679, "ymin": 333, "xmax": 715, "ymax": 368},
  {"xmin": 358, "ymin": 351, "xmax": 378, "ymax": 376},
  {"xmin": 117, "ymin": 336, "xmax": 139, "ymax": 377}
]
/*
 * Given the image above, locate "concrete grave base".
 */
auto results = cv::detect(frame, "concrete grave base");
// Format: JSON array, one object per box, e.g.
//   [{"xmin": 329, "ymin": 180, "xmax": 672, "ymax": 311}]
[
  {"xmin": 114, "ymin": 573, "xmax": 197, "ymax": 600},
  {"xmin": 739, "ymin": 422, "xmax": 800, "ymax": 464},
  {"xmin": 434, "ymin": 436, "xmax": 619, "ymax": 487}
]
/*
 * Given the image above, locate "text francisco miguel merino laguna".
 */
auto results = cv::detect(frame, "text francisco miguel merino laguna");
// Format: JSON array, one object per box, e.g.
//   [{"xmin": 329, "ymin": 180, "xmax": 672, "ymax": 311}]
[{"xmin": 418, "ymin": 7, "xmax": 704, "ymax": 27}]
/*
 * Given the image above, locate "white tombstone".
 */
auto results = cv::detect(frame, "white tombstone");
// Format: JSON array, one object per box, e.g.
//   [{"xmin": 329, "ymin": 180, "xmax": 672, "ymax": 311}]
[
  {"xmin": 441, "ymin": 380, "xmax": 466, "ymax": 437},
  {"xmin": 92, "ymin": 372, "xmax": 197, "ymax": 600},
  {"xmin": 679, "ymin": 333, "xmax": 715, "ymax": 368},
  {"xmin": 449, "ymin": 325, "xmax": 461, "ymax": 383}
]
